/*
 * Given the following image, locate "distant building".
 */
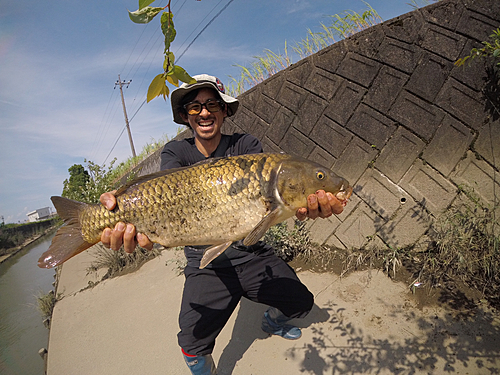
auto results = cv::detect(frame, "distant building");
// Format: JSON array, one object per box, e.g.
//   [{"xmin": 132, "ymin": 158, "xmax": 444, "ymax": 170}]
[{"xmin": 27, "ymin": 207, "xmax": 51, "ymax": 222}]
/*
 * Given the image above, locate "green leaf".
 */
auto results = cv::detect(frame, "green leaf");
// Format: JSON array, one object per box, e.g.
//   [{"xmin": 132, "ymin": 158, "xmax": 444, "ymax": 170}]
[
  {"xmin": 173, "ymin": 65, "xmax": 196, "ymax": 84},
  {"xmin": 493, "ymin": 49, "xmax": 500, "ymax": 58},
  {"xmin": 147, "ymin": 74, "xmax": 168, "ymax": 102},
  {"xmin": 128, "ymin": 6, "xmax": 163, "ymax": 24},
  {"xmin": 139, "ymin": 0, "xmax": 156, "ymax": 10},
  {"xmin": 161, "ymin": 12, "xmax": 176, "ymax": 51},
  {"xmin": 166, "ymin": 72, "xmax": 179, "ymax": 87}
]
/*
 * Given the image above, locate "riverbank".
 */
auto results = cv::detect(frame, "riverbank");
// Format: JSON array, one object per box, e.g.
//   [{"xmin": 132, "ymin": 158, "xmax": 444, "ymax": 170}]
[
  {"xmin": 0, "ymin": 227, "xmax": 59, "ymax": 264},
  {"xmin": 45, "ymin": 247, "xmax": 500, "ymax": 374},
  {"xmin": 0, "ymin": 225, "xmax": 59, "ymax": 265}
]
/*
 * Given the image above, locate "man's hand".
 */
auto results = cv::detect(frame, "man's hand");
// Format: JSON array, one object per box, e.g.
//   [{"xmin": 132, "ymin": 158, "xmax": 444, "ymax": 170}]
[
  {"xmin": 100, "ymin": 191, "xmax": 154, "ymax": 252},
  {"xmin": 296, "ymin": 190, "xmax": 345, "ymax": 221}
]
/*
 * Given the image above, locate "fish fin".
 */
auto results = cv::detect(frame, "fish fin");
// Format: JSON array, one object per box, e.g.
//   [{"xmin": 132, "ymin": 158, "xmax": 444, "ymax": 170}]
[
  {"xmin": 199, "ymin": 241, "xmax": 233, "ymax": 269},
  {"xmin": 37, "ymin": 197, "xmax": 95, "ymax": 269},
  {"xmin": 243, "ymin": 208, "xmax": 281, "ymax": 246}
]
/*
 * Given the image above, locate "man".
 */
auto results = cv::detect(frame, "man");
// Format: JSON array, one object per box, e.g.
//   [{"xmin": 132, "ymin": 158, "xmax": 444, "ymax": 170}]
[{"xmin": 100, "ymin": 74, "xmax": 345, "ymax": 375}]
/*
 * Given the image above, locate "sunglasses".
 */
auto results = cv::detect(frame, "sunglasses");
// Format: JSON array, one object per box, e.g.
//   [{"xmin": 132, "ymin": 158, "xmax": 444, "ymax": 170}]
[{"xmin": 184, "ymin": 100, "xmax": 224, "ymax": 116}]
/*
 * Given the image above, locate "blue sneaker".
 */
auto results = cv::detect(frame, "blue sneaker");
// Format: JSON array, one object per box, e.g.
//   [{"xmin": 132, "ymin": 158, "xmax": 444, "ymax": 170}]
[
  {"xmin": 261, "ymin": 307, "xmax": 302, "ymax": 340},
  {"xmin": 182, "ymin": 350, "xmax": 217, "ymax": 375}
]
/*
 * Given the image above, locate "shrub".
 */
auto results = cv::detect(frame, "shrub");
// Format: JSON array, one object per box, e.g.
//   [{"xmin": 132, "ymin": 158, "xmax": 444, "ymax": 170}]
[
  {"xmin": 429, "ymin": 187, "xmax": 500, "ymax": 303},
  {"xmin": 86, "ymin": 244, "xmax": 162, "ymax": 280}
]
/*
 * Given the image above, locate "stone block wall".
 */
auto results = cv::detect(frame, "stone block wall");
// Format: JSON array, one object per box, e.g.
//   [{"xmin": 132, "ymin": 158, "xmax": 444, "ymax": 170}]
[{"xmin": 218, "ymin": 0, "xmax": 500, "ymax": 250}]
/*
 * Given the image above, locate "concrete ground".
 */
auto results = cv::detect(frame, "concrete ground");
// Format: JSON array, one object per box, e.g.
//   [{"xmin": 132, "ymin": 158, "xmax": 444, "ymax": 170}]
[{"xmin": 46, "ymin": 247, "xmax": 500, "ymax": 374}]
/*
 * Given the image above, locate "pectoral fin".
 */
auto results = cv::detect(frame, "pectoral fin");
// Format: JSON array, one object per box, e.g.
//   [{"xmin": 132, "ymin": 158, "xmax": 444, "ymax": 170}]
[
  {"xmin": 200, "ymin": 241, "xmax": 233, "ymax": 269},
  {"xmin": 243, "ymin": 208, "xmax": 281, "ymax": 246}
]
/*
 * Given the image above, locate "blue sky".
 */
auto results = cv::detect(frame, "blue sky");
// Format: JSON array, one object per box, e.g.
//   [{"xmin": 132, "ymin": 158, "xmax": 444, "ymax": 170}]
[{"xmin": 0, "ymin": 0, "xmax": 416, "ymax": 224}]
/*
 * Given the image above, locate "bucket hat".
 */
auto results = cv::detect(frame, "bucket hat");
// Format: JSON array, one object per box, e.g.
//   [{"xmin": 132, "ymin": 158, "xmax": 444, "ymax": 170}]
[{"xmin": 170, "ymin": 74, "xmax": 239, "ymax": 125}]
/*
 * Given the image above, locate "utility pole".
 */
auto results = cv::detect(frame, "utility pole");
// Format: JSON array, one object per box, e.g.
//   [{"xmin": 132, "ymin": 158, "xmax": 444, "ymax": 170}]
[{"xmin": 115, "ymin": 74, "xmax": 136, "ymax": 158}]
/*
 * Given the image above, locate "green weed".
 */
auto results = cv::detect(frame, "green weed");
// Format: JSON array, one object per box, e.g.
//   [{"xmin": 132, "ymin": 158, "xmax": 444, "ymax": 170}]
[
  {"xmin": 86, "ymin": 244, "xmax": 162, "ymax": 280},
  {"xmin": 456, "ymin": 28, "xmax": 500, "ymax": 68},
  {"xmin": 36, "ymin": 290, "xmax": 62, "ymax": 328},
  {"xmin": 429, "ymin": 187, "xmax": 499, "ymax": 300},
  {"xmin": 264, "ymin": 220, "xmax": 315, "ymax": 262},
  {"xmin": 227, "ymin": 3, "xmax": 382, "ymax": 96}
]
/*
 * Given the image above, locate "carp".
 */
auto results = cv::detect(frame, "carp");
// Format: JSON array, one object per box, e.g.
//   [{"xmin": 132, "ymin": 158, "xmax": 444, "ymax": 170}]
[{"xmin": 38, "ymin": 153, "xmax": 352, "ymax": 269}]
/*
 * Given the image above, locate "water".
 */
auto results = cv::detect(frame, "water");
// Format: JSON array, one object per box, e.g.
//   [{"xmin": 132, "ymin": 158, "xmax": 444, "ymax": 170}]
[{"xmin": 0, "ymin": 231, "xmax": 56, "ymax": 375}]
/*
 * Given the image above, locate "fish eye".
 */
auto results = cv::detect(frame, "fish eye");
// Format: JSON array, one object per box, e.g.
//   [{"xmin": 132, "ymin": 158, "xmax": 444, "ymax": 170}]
[{"xmin": 316, "ymin": 170, "xmax": 325, "ymax": 180}]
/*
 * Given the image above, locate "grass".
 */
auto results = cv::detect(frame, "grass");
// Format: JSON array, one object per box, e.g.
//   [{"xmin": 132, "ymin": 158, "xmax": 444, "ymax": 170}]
[
  {"xmin": 407, "ymin": 0, "xmax": 441, "ymax": 10},
  {"xmin": 86, "ymin": 243, "xmax": 162, "ymax": 280},
  {"xmin": 165, "ymin": 247, "xmax": 187, "ymax": 276},
  {"xmin": 335, "ymin": 186, "xmax": 499, "ymax": 307},
  {"xmin": 455, "ymin": 28, "xmax": 500, "ymax": 69},
  {"xmin": 0, "ymin": 218, "xmax": 60, "ymax": 256},
  {"xmin": 422, "ymin": 187, "xmax": 499, "ymax": 304},
  {"xmin": 36, "ymin": 290, "xmax": 62, "ymax": 328},
  {"xmin": 264, "ymin": 220, "xmax": 315, "ymax": 262},
  {"xmin": 226, "ymin": 2, "xmax": 383, "ymax": 97},
  {"xmin": 226, "ymin": 1, "xmax": 448, "ymax": 97}
]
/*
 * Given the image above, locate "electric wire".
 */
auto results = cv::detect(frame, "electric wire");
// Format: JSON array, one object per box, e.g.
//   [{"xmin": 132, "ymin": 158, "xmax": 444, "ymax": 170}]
[
  {"xmin": 89, "ymin": 87, "xmax": 118, "ymax": 161},
  {"xmin": 102, "ymin": 125, "xmax": 128, "ymax": 166},
  {"xmin": 176, "ymin": 0, "xmax": 234, "ymax": 62},
  {"xmin": 91, "ymin": 2, "xmax": 165, "ymax": 165},
  {"xmin": 174, "ymin": 0, "xmax": 225, "ymax": 55}
]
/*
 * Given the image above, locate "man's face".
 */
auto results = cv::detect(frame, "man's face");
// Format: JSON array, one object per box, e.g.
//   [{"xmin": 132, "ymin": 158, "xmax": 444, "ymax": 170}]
[{"xmin": 180, "ymin": 88, "xmax": 227, "ymax": 142}]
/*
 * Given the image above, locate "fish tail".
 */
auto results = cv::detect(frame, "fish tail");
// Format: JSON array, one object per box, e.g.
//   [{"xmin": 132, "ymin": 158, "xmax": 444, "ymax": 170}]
[{"xmin": 37, "ymin": 196, "xmax": 95, "ymax": 269}]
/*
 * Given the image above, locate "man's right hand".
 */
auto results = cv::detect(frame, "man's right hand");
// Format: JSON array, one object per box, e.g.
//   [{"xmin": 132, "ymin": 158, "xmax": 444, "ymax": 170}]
[{"xmin": 100, "ymin": 191, "xmax": 154, "ymax": 253}]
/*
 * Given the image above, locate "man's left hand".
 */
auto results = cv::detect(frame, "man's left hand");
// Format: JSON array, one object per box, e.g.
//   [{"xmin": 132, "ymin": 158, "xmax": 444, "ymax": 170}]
[{"xmin": 296, "ymin": 190, "xmax": 345, "ymax": 220}]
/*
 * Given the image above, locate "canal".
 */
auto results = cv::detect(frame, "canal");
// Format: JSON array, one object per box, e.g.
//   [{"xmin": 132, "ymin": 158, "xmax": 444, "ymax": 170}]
[{"xmin": 0, "ymin": 231, "xmax": 56, "ymax": 375}]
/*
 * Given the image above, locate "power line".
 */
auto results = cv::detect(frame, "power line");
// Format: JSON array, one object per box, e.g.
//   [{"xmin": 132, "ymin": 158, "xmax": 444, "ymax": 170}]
[
  {"xmin": 101, "ymin": 0, "xmax": 235, "ymax": 165},
  {"xmin": 176, "ymin": 0, "xmax": 234, "ymax": 61},
  {"xmin": 174, "ymin": 0, "xmax": 225, "ymax": 55},
  {"xmin": 103, "ymin": 125, "xmax": 128, "ymax": 166},
  {"xmin": 89, "ymin": 86, "xmax": 118, "ymax": 161}
]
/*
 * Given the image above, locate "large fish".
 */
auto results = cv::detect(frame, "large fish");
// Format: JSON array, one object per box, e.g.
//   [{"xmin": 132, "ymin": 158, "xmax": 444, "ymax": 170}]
[{"xmin": 38, "ymin": 153, "xmax": 352, "ymax": 269}]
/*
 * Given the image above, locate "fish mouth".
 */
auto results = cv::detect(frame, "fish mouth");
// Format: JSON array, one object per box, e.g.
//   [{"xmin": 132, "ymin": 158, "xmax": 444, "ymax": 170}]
[{"xmin": 335, "ymin": 185, "xmax": 353, "ymax": 206}]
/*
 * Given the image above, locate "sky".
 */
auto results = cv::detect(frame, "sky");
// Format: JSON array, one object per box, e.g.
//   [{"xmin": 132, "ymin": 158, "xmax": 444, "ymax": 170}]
[{"xmin": 0, "ymin": 0, "xmax": 417, "ymax": 224}]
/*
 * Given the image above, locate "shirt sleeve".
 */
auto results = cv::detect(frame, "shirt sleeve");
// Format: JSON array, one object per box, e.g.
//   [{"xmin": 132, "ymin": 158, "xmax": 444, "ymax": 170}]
[{"xmin": 160, "ymin": 142, "xmax": 184, "ymax": 171}]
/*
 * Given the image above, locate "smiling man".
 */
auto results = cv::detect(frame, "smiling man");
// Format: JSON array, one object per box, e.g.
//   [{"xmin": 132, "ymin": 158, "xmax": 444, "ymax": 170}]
[{"xmin": 100, "ymin": 74, "xmax": 345, "ymax": 375}]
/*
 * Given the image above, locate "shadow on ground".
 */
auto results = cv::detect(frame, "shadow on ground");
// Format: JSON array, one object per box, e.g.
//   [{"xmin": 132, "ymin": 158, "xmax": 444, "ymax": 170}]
[
  {"xmin": 217, "ymin": 299, "xmax": 331, "ymax": 374},
  {"xmin": 217, "ymin": 280, "xmax": 500, "ymax": 375}
]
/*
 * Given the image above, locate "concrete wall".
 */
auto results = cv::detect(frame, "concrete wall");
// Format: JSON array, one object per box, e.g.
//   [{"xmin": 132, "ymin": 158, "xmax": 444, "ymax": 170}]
[
  {"xmin": 224, "ymin": 0, "xmax": 500, "ymax": 250},
  {"xmin": 135, "ymin": 0, "xmax": 500, "ymax": 251}
]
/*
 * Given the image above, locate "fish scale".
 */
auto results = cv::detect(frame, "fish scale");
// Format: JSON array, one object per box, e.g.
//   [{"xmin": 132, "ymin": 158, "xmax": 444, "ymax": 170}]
[
  {"xmin": 38, "ymin": 153, "xmax": 352, "ymax": 269},
  {"xmin": 83, "ymin": 154, "xmax": 276, "ymax": 246}
]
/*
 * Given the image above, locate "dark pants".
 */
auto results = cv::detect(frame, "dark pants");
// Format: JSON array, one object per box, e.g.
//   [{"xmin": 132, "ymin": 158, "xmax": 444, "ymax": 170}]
[{"xmin": 177, "ymin": 253, "xmax": 314, "ymax": 356}]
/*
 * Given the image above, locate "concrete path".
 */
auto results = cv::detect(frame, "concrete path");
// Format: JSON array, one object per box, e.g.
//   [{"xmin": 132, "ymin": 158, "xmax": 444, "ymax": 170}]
[{"xmin": 46, "ymin": 248, "xmax": 500, "ymax": 374}]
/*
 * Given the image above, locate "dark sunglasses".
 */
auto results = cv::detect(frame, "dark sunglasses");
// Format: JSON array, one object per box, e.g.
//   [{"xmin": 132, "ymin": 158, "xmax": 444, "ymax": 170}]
[{"xmin": 184, "ymin": 100, "xmax": 224, "ymax": 116}]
